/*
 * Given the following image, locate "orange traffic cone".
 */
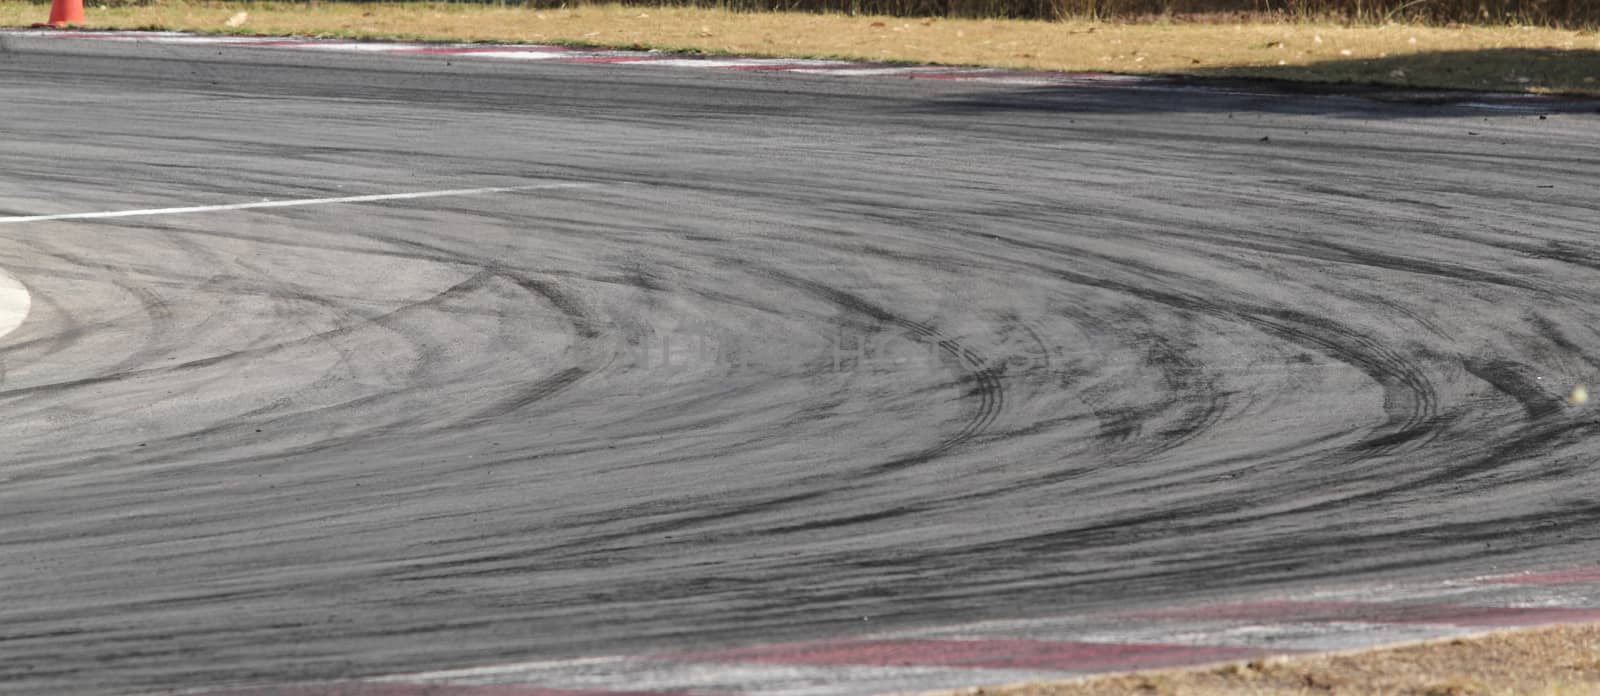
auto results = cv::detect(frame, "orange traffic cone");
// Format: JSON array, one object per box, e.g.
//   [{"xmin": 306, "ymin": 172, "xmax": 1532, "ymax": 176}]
[{"xmin": 41, "ymin": 0, "xmax": 84, "ymax": 27}]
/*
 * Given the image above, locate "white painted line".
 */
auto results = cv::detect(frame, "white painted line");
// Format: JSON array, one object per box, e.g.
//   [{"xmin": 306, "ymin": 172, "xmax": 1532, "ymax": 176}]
[
  {"xmin": 0, "ymin": 183, "xmax": 592, "ymax": 225},
  {"xmin": 0, "ymin": 268, "xmax": 31, "ymax": 341},
  {"xmin": 901, "ymin": 618, "xmax": 1465, "ymax": 652}
]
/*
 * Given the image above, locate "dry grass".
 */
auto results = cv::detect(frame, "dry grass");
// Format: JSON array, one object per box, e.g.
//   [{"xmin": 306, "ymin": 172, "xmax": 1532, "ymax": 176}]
[
  {"xmin": 19, "ymin": 0, "xmax": 1600, "ymax": 23},
  {"xmin": 3, "ymin": 1, "xmax": 1597, "ymax": 93},
  {"xmin": 928, "ymin": 623, "xmax": 1600, "ymax": 696}
]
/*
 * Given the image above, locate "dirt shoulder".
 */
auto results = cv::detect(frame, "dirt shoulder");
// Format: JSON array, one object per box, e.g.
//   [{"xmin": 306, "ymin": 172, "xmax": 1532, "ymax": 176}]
[
  {"xmin": 925, "ymin": 623, "xmax": 1600, "ymax": 696},
  {"xmin": 2, "ymin": 1, "xmax": 1598, "ymax": 95}
]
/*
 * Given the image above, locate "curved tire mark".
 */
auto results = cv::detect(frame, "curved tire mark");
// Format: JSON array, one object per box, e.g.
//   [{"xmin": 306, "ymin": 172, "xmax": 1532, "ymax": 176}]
[{"xmin": 751, "ymin": 266, "xmax": 1005, "ymax": 474}]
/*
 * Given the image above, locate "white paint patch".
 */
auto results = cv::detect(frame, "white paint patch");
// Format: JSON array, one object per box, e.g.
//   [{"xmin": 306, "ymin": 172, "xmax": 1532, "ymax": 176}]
[
  {"xmin": 1, "ymin": 30, "xmax": 186, "ymax": 38},
  {"xmin": 380, "ymin": 657, "xmax": 1065, "ymax": 696},
  {"xmin": 787, "ymin": 67, "xmax": 937, "ymax": 76},
  {"xmin": 904, "ymin": 618, "xmax": 1465, "ymax": 652},
  {"xmin": 1462, "ymin": 102, "xmax": 1545, "ymax": 113},
  {"xmin": 0, "ymin": 182, "xmax": 592, "ymax": 225},
  {"xmin": 449, "ymin": 50, "xmax": 583, "ymax": 61},
  {"xmin": 623, "ymin": 58, "xmax": 850, "ymax": 69},
  {"xmin": 620, "ymin": 59, "xmax": 782, "ymax": 68},
  {"xmin": 0, "ymin": 268, "xmax": 32, "ymax": 341},
  {"xmin": 976, "ymin": 78, "xmax": 1063, "ymax": 86},
  {"xmin": 1068, "ymin": 73, "xmax": 1150, "ymax": 82},
  {"xmin": 289, "ymin": 42, "xmax": 428, "ymax": 52},
  {"xmin": 103, "ymin": 35, "xmax": 268, "ymax": 44}
]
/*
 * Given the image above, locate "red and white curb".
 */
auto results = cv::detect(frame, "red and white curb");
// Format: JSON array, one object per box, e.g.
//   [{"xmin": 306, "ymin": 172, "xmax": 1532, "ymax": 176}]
[
  {"xmin": 5, "ymin": 29, "xmax": 1576, "ymax": 112},
  {"xmin": 0, "ymin": 29, "xmax": 1152, "ymax": 88},
  {"xmin": 10, "ymin": 27, "xmax": 1586, "ymax": 114},
  {"xmin": 176, "ymin": 566, "xmax": 1600, "ymax": 695}
]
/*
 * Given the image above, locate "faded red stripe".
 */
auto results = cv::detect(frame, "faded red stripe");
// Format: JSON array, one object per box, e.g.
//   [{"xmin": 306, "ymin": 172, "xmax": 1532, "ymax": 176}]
[
  {"xmin": 671, "ymin": 638, "xmax": 1276, "ymax": 671},
  {"xmin": 1130, "ymin": 601, "xmax": 1600, "ymax": 626}
]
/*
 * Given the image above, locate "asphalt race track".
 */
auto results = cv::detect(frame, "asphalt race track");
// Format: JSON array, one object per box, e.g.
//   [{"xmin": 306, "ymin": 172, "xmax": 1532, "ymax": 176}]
[{"xmin": 3, "ymin": 33, "xmax": 1600, "ymax": 695}]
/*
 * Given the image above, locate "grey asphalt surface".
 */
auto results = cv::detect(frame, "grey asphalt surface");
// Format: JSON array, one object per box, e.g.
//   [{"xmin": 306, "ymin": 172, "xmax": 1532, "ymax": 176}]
[{"xmin": 3, "ymin": 33, "xmax": 1600, "ymax": 695}]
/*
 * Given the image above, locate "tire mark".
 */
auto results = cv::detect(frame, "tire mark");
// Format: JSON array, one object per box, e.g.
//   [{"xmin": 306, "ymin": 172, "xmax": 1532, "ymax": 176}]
[
  {"xmin": 1463, "ymin": 357, "xmax": 1563, "ymax": 421},
  {"xmin": 750, "ymin": 266, "xmax": 1005, "ymax": 474}
]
